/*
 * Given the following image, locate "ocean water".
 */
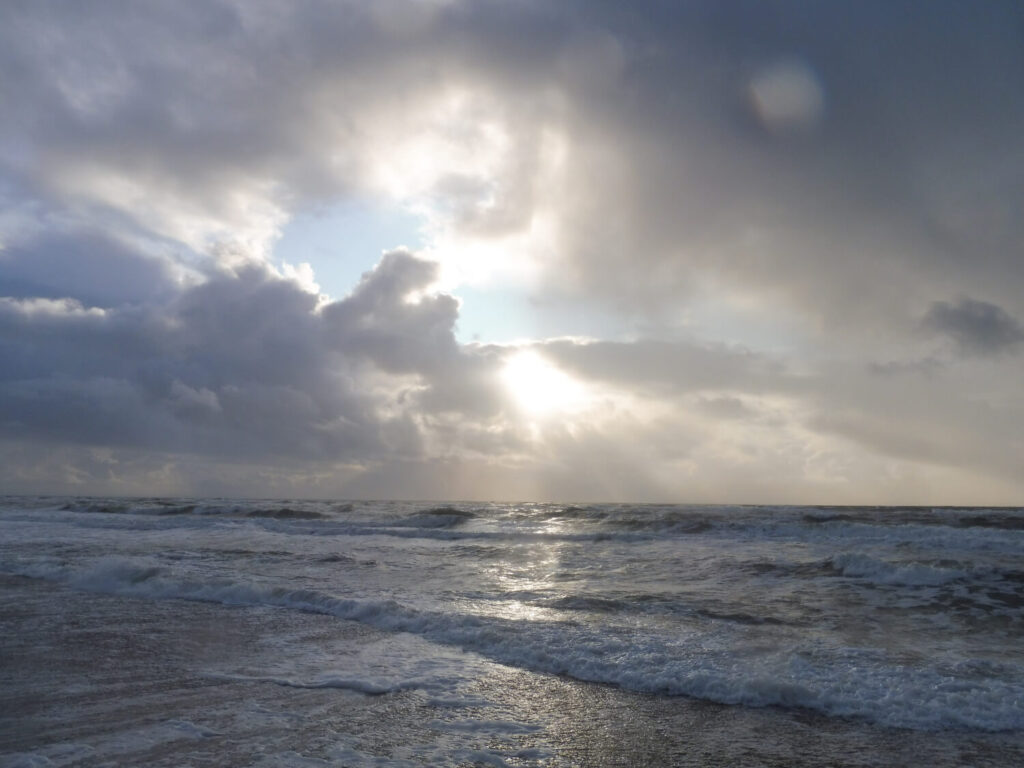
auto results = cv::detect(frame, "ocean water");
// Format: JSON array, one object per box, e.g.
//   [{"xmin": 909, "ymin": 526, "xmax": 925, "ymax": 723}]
[{"xmin": 2, "ymin": 497, "xmax": 1023, "ymax": 766}]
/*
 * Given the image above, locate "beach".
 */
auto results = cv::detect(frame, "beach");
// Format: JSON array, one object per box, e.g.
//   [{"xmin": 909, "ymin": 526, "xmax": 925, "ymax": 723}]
[{"xmin": 3, "ymin": 498, "xmax": 1023, "ymax": 766}]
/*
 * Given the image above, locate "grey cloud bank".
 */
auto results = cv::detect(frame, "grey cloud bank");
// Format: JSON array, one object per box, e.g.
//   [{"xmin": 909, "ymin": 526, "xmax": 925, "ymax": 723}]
[
  {"xmin": 922, "ymin": 298, "xmax": 1024, "ymax": 357},
  {"xmin": 1, "ymin": 0, "xmax": 1022, "ymax": 503}
]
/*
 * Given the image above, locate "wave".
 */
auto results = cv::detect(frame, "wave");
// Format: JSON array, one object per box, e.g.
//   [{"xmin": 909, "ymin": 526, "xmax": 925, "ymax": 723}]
[
  {"xmin": 7, "ymin": 498, "xmax": 1024, "ymax": 555},
  {"xmin": 402, "ymin": 506, "xmax": 478, "ymax": 529},
  {"xmin": 5, "ymin": 557, "xmax": 1022, "ymax": 732},
  {"xmin": 209, "ymin": 672, "xmax": 416, "ymax": 695},
  {"xmin": 827, "ymin": 553, "xmax": 970, "ymax": 587},
  {"xmin": 545, "ymin": 595, "xmax": 629, "ymax": 613},
  {"xmin": 544, "ymin": 593, "xmax": 796, "ymax": 625},
  {"xmin": 954, "ymin": 514, "xmax": 1024, "ymax": 531},
  {"xmin": 240, "ymin": 508, "xmax": 326, "ymax": 520},
  {"xmin": 51, "ymin": 499, "xmax": 326, "ymax": 520}
]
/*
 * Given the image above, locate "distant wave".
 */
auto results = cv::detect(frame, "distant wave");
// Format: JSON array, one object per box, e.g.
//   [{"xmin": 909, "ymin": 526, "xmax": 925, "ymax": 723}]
[
  {"xmin": 402, "ymin": 506, "xmax": 478, "ymax": 528},
  {"xmin": 827, "ymin": 552, "xmax": 970, "ymax": 587}
]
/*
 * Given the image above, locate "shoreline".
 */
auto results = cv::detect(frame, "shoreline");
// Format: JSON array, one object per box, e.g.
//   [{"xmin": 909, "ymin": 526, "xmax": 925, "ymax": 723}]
[{"xmin": 4, "ymin": 575, "xmax": 1023, "ymax": 767}]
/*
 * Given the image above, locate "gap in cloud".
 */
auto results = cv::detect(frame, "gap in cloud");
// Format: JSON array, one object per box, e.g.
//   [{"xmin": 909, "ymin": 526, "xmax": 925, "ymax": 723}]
[
  {"xmin": 274, "ymin": 200, "xmax": 426, "ymax": 299},
  {"xmin": 454, "ymin": 285, "xmax": 632, "ymax": 345}
]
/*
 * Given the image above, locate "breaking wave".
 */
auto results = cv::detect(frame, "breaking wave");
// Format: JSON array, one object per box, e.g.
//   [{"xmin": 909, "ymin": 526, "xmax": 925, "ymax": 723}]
[{"xmin": 5, "ymin": 556, "xmax": 1023, "ymax": 733}]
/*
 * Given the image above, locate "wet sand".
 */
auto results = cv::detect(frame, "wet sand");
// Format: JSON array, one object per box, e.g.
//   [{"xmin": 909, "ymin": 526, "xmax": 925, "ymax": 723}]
[{"xmin": 3, "ymin": 576, "xmax": 1022, "ymax": 767}]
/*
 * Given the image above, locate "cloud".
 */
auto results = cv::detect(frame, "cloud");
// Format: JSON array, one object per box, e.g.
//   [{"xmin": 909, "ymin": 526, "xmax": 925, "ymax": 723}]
[
  {"xmin": 922, "ymin": 298, "xmax": 1024, "ymax": 356},
  {"xmin": 0, "ymin": 228, "xmax": 179, "ymax": 307},
  {"xmin": 539, "ymin": 338, "xmax": 783, "ymax": 396},
  {"xmin": 2, "ymin": 1, "xmax": 1024, "ymax": 503},
  {"xmin": 5, "ymin": 0, "xmax": 1022, "ymax": 339},
  {"xmin": 0, "ymin": 247, "xmax": 488, "ymax": 467}
]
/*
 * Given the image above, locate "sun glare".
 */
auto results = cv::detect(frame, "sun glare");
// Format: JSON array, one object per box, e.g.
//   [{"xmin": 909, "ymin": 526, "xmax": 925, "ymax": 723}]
[{"xmin": 500, "ymin": 350, "xmax": 586, "ymax": 416}]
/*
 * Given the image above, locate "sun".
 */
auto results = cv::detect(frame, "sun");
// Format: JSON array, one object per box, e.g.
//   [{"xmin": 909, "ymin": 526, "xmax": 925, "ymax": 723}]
[{"xmin": 500, "ymin": 349, "xmax": 587, "ymax": 417}]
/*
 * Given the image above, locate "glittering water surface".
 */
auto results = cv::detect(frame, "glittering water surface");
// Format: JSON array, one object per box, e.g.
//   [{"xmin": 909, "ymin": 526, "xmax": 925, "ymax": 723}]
[{"xmin": 2, "ymin": 497, "xmax": 1023, "ymax": 766}]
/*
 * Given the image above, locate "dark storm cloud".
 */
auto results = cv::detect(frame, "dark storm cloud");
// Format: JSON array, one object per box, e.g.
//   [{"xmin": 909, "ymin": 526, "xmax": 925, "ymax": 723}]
[
  {"xmin": 320, "ymin": 251, "xmax": 508, "ymax": 419},
  {"xmin": 0, "ymin": 249, "xmax": 501, "ymax": 464},
  {"xmin": 922, "ymin": 298, "xmax": 1024, "ymax": 357}
]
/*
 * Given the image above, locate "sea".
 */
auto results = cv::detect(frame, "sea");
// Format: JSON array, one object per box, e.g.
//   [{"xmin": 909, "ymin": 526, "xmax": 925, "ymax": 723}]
[{"xmin": 2, "ymin": 496, "xmax": 1023, "ymax": 767}]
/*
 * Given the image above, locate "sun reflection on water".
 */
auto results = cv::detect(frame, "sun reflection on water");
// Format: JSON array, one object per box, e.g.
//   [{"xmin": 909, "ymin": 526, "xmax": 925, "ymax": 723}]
[{"xmin": 473, "ymin": 518, "xmax": 571, "ymax": 624}]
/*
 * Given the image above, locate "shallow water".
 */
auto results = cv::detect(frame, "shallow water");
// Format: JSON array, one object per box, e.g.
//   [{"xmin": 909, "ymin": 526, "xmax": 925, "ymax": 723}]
[{"xmin": 2, "ymin": 497, "xmax": 1023, "ymax": 765}]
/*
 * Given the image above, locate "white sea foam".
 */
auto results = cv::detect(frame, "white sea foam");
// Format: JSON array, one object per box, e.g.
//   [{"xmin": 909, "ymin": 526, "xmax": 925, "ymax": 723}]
[
  {"xmin": 829, "ymin": 552, "xmax": 969, "ymax": 586},
  {"xmin": 4, "ymin": 555, "xmax": 1023, "ymax": 732}
]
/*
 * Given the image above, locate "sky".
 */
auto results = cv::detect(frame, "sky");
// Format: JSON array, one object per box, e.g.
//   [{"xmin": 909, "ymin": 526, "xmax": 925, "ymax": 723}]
[{"xmin": 1, "ymin": 0, "xmax": 1023, "ymax": 504}]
